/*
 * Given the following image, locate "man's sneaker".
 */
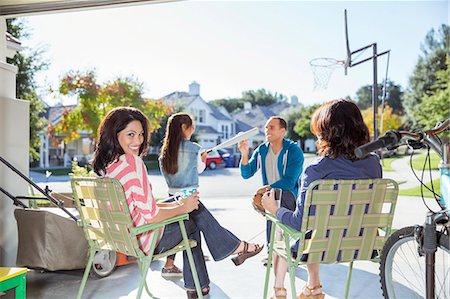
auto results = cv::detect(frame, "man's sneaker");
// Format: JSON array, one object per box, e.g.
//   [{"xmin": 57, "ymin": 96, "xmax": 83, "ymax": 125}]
[{"xmin": 161, "ymin": 265, "xmax": 183, "ymax": 278}]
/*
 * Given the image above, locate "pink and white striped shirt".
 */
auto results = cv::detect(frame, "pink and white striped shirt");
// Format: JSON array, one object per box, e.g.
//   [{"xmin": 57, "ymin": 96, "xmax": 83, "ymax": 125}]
[{"xmin": 106, "ymin": 154, "xmax": 160, "ymax": 254}]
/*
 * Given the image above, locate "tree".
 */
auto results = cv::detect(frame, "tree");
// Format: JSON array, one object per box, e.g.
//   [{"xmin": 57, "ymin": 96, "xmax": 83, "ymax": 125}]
[
  {"xmin": 281, "ymin": 105, "xmax": 304, "ymax": 141},
  {"xmin": 293, "ymin": 104, "xmax": 321, "ymax": 147},
  {"xmin": 241, "ymin": 89, "xmax": 287, "ymax": 106},
  {"xmin": 414, "ymin": 57, "xmax": 450, "ymax": 129},
  {"xmin": 361, "ymin": 105, "xmax": 403, "ymax": 136},
  {"xmin": 210, "ymin": 89, "xmax": 287, "ymax": 113},
  {"xmin": 209, "ymin": 97, "xmax": 243, "ymax": 113},
  {"xmin": 6, "ymin": 18, "xmax": 48, "ymax": 161},
  {"xmin": 53, "ymin": 70, "xmax": 172, "ymax": 143},
  {"xmin": 403, "ymin": 24, "xmax": 449, "ymax": 127},
  {"xmin": 355, "ymin": 80, "xmax": 404, "ymax": 115}
]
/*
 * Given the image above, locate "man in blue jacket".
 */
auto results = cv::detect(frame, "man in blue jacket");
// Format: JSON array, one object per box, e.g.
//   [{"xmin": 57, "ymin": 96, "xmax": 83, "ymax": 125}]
[{"xmin": 238, "ymin": 116, "xmax": 304, "ymax": 263}]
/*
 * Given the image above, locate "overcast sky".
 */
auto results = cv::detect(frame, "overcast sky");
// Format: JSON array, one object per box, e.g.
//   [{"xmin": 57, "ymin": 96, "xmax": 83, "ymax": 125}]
[{"xmin": 22, "ymin": 0, "xmax": 449, "ymax": 106}]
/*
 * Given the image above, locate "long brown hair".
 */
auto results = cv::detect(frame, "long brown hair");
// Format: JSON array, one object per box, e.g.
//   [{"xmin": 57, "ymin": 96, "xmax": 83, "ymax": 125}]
[
  {"xmin": 160, "ymin": 112, "xmax": 193, "ymax": 174},
  {"xmin": 310, "ymin": 99, "xmax": 370, "ymax": 160},
  {"xmin": 92, "ymin": 107, "xmax": 150, "ymax": 176}
]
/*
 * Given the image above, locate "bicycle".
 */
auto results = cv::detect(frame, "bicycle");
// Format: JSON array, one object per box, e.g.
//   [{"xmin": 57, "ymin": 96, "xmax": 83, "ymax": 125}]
[{"xmin": 355, "ymin": 119, "xmax": 449, "ymax": 299}]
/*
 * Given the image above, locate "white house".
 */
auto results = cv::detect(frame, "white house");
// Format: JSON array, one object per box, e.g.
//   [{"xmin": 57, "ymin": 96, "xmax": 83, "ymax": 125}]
[{"xmin": 161, "ymin": 82, "xmax": 236, "ymax": 149}]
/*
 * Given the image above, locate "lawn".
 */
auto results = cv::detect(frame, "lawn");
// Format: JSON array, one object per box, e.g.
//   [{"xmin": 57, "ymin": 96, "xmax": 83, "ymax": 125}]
[
  {"xmin": 410, "ymin": 151, "xmax": 440, "ymax": 171},
  {"xmin": 399, "ymin": 178, "xmax": 441, "ymax": 198},
  {"xmin": 380, "ymin": 156, "xmax": 401, "ymax": 172}
]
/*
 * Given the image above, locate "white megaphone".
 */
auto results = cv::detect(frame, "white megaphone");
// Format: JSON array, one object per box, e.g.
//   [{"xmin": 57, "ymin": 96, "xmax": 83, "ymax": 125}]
[{"xmin": 206, "ymin": 127, "xmax": 259, "ymax": 153}]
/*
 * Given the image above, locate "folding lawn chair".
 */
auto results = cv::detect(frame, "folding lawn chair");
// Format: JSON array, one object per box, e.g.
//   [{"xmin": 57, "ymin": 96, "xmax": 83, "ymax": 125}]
[
  {"xmin": 71, "ymin": 177, "xmax": 203, "ymax": 299},
  {"xmin": 263, "ymin": 179, "xmax": 398, "ymax": 299}
]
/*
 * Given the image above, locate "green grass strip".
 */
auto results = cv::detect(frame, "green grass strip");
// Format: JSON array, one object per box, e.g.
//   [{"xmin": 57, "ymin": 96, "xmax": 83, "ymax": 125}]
[
  {"xmin": 399, "ymin": 178, "xmax": 441, "ymax": 198},
  {"xmin": 410, "ymin": 151, "xmax": 440, "ymax": 171}
]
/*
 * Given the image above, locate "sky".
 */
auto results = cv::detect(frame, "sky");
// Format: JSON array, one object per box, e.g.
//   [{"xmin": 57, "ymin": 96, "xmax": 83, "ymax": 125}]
[{"xmin": 20, "ymin": 0, "xmax": 449, "ymax": 107}]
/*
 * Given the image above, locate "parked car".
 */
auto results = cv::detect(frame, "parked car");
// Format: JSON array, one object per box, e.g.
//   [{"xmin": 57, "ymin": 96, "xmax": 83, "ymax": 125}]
[{"xmin": 205, "ymin": 150, "xmax": 224, "ymax": 170}]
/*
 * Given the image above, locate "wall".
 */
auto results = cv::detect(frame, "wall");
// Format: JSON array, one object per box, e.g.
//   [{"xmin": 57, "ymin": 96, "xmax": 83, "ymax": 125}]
[{"xmin": 0, "ymin": 61, "xmax": 30, "ymax": 266}]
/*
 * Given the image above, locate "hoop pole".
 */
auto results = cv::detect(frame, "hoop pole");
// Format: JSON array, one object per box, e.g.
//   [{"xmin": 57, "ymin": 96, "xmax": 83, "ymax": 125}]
[
  {"xmin": 352, "ymin": 50, "xmax": 391, "ymax": 67},
  {"xmin": 373, "ymin": 43, "xmax": 378, "ymax": 141}
]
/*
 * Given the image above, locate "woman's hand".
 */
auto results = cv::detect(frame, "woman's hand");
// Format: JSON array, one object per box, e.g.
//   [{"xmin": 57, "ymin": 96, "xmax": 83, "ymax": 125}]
[
  {"xmin": 200, "ymin": 151, "xmax": 208, "ymax": 163},
  {"xmin": 182, "ymin": 192, "xmax": 200, "ymax": 213},
  {"xmin": 262, "ymin": 189, "xmax": 278, "ymax": 215}
]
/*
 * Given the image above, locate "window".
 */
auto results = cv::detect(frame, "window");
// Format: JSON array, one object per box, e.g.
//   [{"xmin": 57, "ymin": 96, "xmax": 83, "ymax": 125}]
[
  {"xmin": 198, "ymin": 109, "xmax": 205, "ymax": 123},
  {"xmin": 221, "ymin": 125, "xmax": 229, "ymax": 139}
]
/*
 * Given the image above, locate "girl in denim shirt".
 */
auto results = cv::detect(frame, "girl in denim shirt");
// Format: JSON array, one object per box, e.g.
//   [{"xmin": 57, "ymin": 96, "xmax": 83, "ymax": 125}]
[
  {"xmin": 160, "ymin": 113, "xmax": 208, "ymax": 194},
  {"xmin": 158, "ymin": 112, "xmax": 207, "ymax": 277}
]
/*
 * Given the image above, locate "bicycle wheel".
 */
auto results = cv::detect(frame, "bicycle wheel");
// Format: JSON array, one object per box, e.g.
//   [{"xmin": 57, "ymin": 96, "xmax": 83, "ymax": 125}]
[{"xmin": 380, "ymin": 226, "xmax": 450, "ymax": 298}]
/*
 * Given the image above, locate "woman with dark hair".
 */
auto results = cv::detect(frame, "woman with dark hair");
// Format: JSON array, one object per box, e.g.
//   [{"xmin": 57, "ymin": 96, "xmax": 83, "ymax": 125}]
[
  {"xmin": 158, "ymin": 112, "xmax": 207, "ymax": 278},
  {"xmin": 92, "ymin": 107, "xmax": 263, "ymax": 298},
  {"xmin": 262, "ymin": 99, "xmax": 382, "ymax": 299}
]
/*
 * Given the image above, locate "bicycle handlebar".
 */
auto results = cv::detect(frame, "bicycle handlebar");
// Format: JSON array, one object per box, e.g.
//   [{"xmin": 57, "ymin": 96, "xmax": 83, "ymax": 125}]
[
  {"xmin": 355, "ymin": 131, "xmax": 401, "ymax": 158},
  {"xmin": 355, "ymin": 119, "xmax": 450, "ymax": 158}
]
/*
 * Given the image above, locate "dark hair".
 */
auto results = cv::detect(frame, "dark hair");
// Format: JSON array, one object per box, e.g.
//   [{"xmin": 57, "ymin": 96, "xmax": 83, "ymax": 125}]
[
  {"xmin": 310, "ymin": 99, "xmax": 370, "ymax": 160},
  {"xmin": 92, "ymin": 107, "xmax": 150, "ymax": 176},
  {"xmin": 269, "ymin": 116, "xmax": 287, "ymax": 130},
  {"xmin": 160, "ymin": 112, "xmax": 193, "ymax": 175}
]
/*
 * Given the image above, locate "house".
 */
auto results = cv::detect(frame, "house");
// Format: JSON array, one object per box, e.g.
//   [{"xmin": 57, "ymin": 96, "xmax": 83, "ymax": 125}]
[
  {"xmin": 161, "ymin": 82, "xmax": 236, "ymax": 149},
  {"xmin": 39, "ymin": 105, "xmax": 93, "ymax": 168}
]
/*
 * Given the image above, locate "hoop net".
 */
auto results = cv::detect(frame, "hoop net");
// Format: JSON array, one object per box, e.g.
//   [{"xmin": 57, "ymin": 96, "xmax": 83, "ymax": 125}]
[{"xmin": 310, "ymin": 58, "xmax": 345, "ymax": 90}]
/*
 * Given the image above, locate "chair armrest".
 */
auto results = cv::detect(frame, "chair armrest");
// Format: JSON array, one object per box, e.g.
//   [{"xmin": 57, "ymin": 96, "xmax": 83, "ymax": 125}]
[
  {"xmin": 265, "ymin": 213, "xmax": 303, "ymax": 239},
  {"xmin": 132, "ymin": 213, "xmax": 190, "ymax": 236}
]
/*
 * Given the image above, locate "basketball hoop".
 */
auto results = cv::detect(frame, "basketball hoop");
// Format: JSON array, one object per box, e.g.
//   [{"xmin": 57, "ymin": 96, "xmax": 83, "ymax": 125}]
[{"xmin": 310, "ymin": 58, "xmax": 345, "ymax": 90}]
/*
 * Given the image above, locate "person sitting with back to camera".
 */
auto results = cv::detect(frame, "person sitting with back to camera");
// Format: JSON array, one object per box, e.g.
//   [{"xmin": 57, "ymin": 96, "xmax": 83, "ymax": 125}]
[
  {"xmin": 262, "ymin": 99, "xmax": 382, "ymax": 299},
  {"xmin": 92, "ymin": 107, "xmax": 264, "ymax": 299}
]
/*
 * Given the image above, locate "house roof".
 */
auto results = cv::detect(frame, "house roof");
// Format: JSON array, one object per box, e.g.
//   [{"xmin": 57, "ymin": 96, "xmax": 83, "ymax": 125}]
[
  {"xmin": 161, "ymin": 91, "xmax": 232, "ymax": 121},
  {"xmin": 196, "ymin": 125, "xmax": 220, "ymax": 135},
  {"xmin": 268, "ymin": 101, "xmax": 291, "ymax": 115},
  {"xmin": 161, "ymin": 91, "xmax": 197, "ymax": 108},
  {"xmin": 207, "ymin": 103, "xmax": 232, "ymax": 121},
  {"xmin": 233, "ymin": 105, "xmax": 276, "ymax": 130},
  {"xmin": 43, "ymin": 105, "xmax": 76, "ymax": 125}
]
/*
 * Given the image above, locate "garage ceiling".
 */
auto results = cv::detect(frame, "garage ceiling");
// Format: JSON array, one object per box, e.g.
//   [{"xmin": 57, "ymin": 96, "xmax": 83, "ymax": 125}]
[{"xmin": 0, "ymin": 0, "xmax": 172, "ymax": 17}]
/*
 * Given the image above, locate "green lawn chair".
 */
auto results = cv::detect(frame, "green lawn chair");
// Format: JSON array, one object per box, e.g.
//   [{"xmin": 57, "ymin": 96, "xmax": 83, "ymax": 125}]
[
  {"xmin": 263, "ymin": 179, "xmax": 398, "ymax": 299},
  {"xmin": 71, "ymin": 177, "xmax": 203, "ymax": 299}
]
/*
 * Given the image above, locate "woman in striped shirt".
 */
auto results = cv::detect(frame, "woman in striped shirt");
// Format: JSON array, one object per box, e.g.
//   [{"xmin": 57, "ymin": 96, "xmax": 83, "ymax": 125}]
[{"xmin": 92, "ymin": 107, "xmax": 263, "ymax": 298}]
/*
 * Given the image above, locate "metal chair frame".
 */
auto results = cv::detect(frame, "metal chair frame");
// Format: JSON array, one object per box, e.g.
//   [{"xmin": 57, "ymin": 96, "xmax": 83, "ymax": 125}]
[
  {"xmin": 263, "ymin": 179, "xmax": 398, "ymax": 299},
  {"xmin": 72, "ymin": 177, "xmax": 203, "ymax": 299}
]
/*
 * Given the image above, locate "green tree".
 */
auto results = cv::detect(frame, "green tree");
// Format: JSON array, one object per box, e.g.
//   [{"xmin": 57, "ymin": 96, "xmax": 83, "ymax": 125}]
[
  {"xmin": 209, "ymin": 97, "xmax": 243, "ymax": 113},
  {"xmin": 211, "ymin": 89, "xmax": 287, "ymax": 113},
  {"xmin": 414, "ymin": 57, "xmax": 450, "ymax": 128},
  {"xmin": 241, "ymin": 89, "xmax": 287, "ymax": 106},
  {"xmin": 404, "ymin": 24, "xmax": 449, "ymax": 127},
  {"xmin": 293, "ymin": 104, "xmax": 321, "ymax": 148},
  {"xmin": 355, "ymin": 80, "xmax": 404, "ymax": 115},
  {"xmin": 53, "ymin": 70, "xmax": 172, "ymax": 143},
  {"xmin": 281, "ymin": 105, "xmax": 304, "ymax": 141},
  {"xmin": 6, "ymin": 18, "xmax": 48, "ymax": 161}
]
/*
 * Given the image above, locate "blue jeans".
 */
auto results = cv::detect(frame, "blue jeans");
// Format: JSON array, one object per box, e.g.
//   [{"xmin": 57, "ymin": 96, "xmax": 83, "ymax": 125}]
[{"xmin": 154, "ymin": 201, "xmax": 241, "ymax": 289}]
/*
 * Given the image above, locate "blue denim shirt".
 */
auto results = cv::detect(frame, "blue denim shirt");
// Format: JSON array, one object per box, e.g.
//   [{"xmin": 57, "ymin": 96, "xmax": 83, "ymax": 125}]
[{"xmin": 160, "ymin": 140, "xmax": 202, "ymax": 190}]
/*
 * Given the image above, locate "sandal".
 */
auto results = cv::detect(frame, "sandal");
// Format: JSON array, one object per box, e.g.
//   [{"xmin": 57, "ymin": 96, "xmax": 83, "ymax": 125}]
[
  {"xmin": 297, "ymin": 284, "xmax": 324, "ymax": 299},
  {"xmin": 270, "ymin": 287, "xmax": 287, "ymax": 299},
  {"xmin": 186, "ymin": 286, "xmax": 210, "ymax": 299},
  {"xmin": 231, "ymin": 241, "xmax": 264, "ymax": 266}
]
